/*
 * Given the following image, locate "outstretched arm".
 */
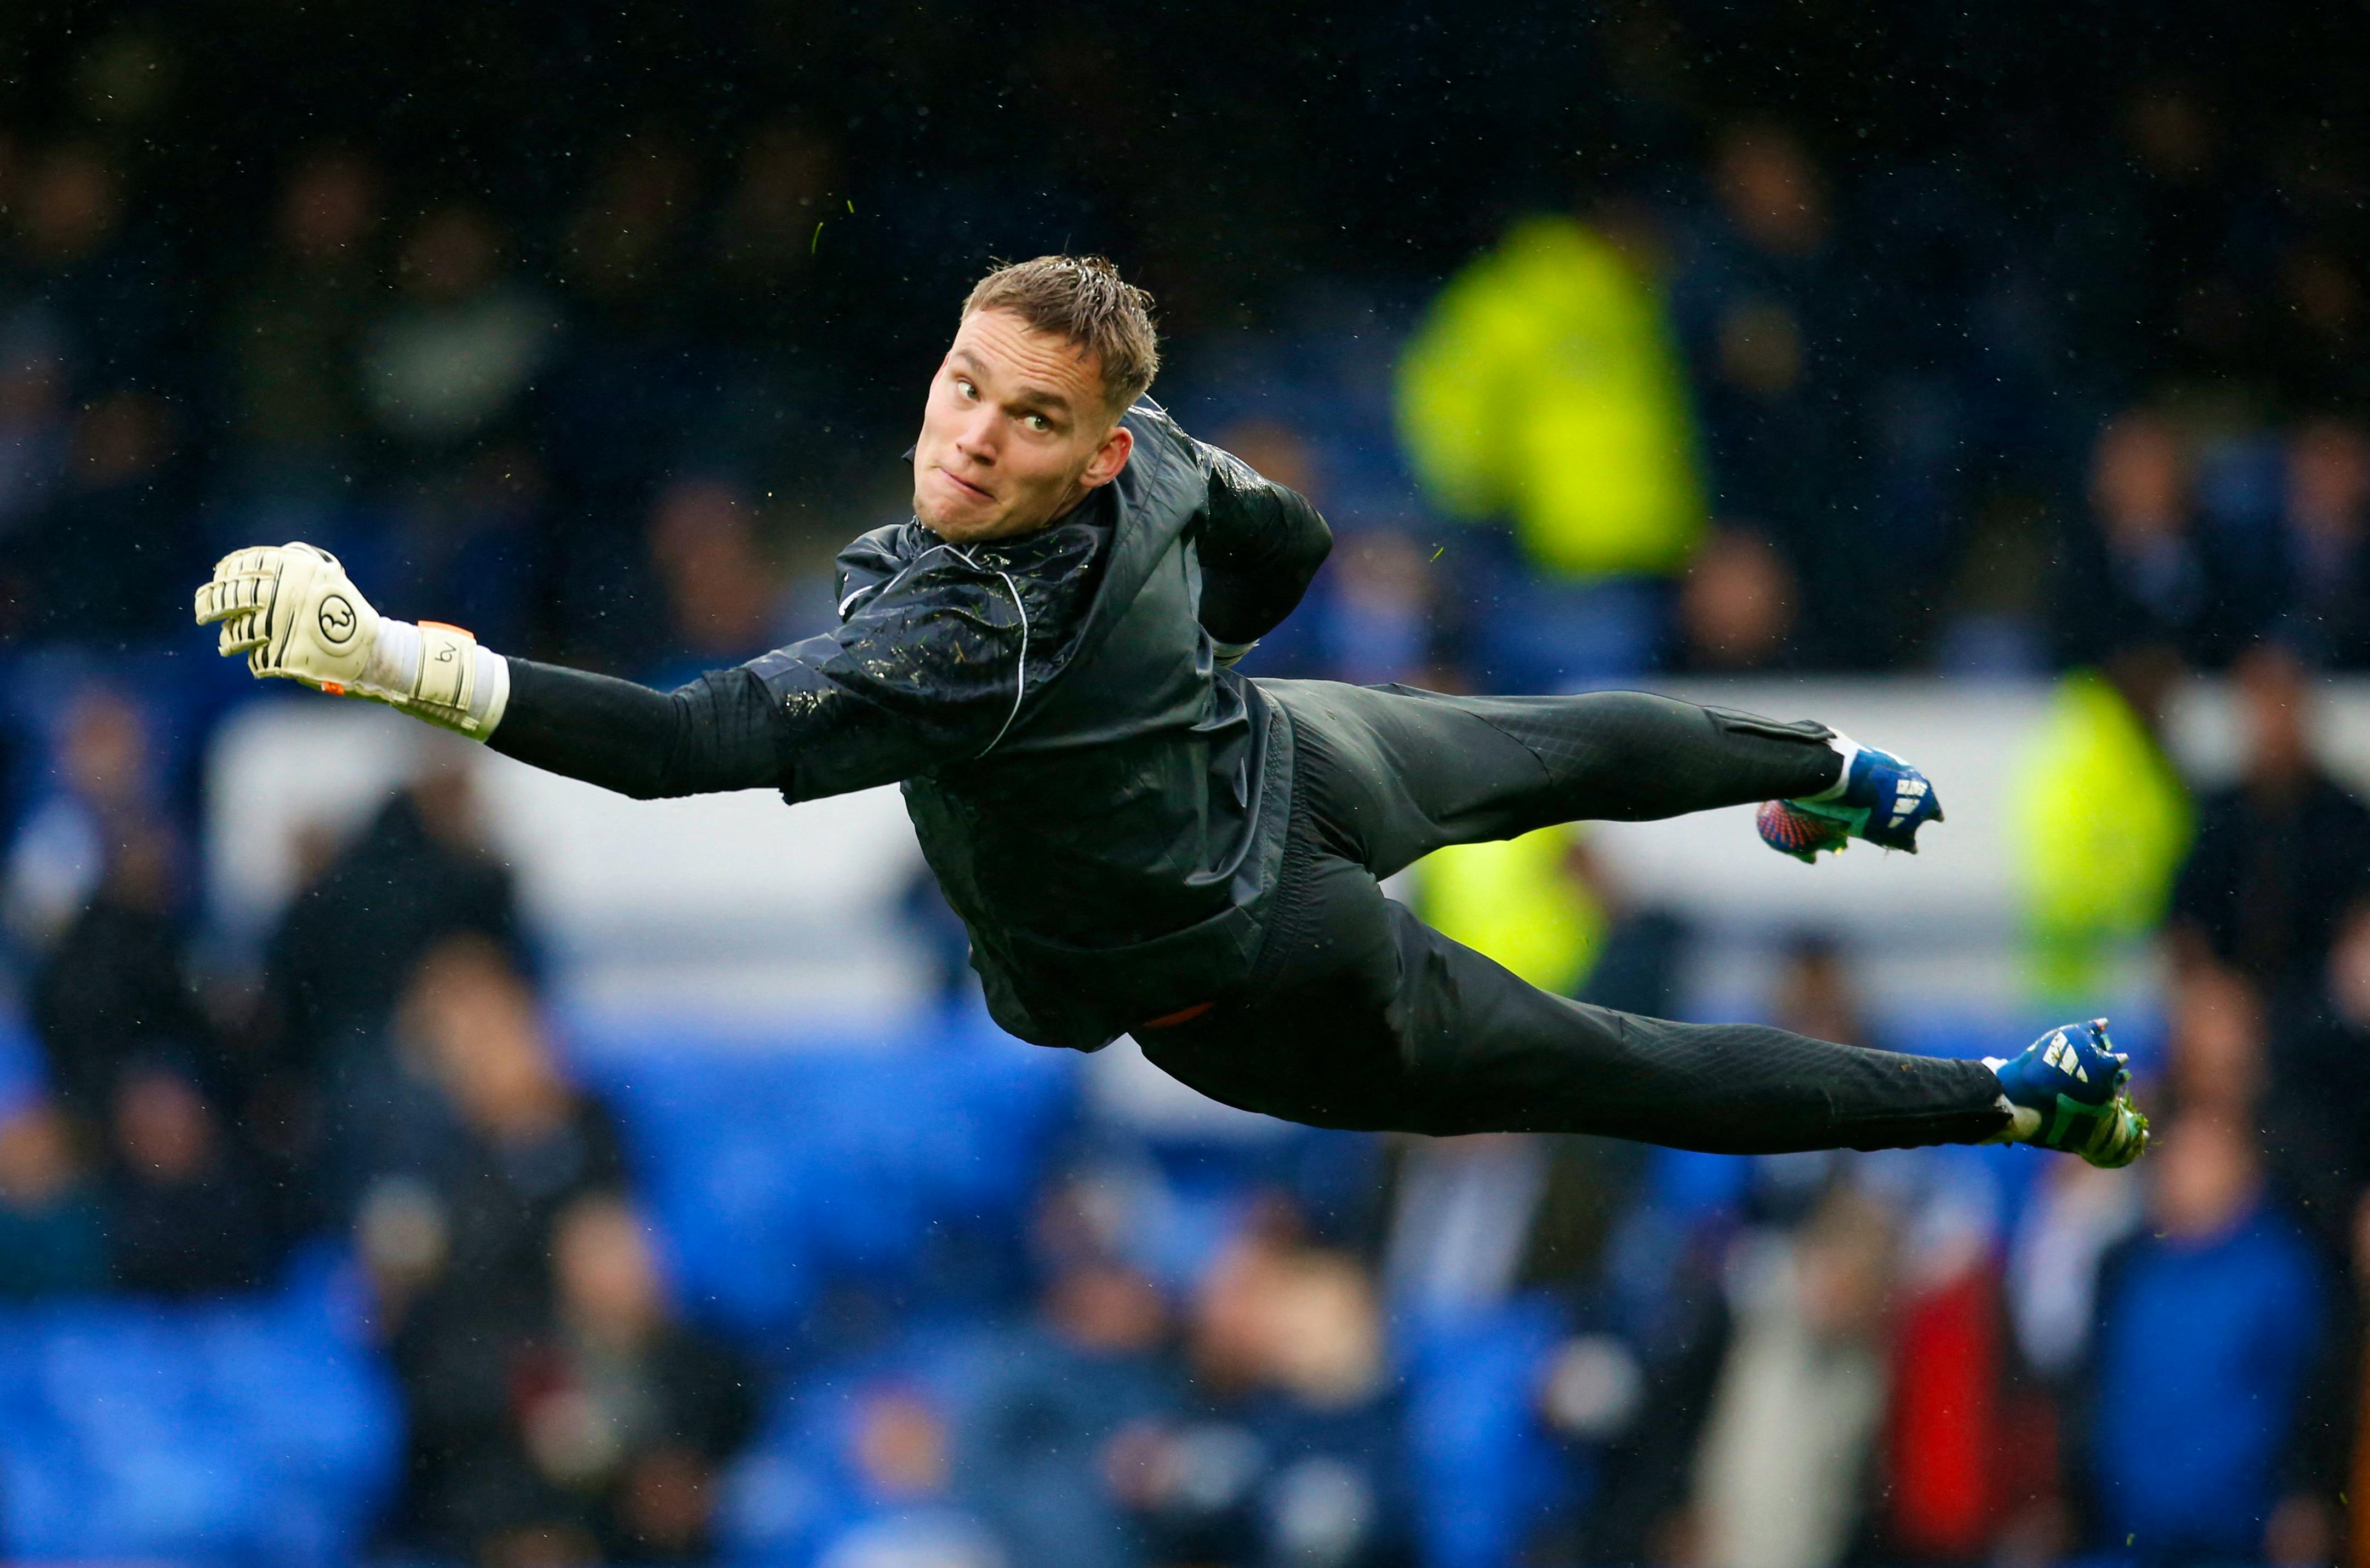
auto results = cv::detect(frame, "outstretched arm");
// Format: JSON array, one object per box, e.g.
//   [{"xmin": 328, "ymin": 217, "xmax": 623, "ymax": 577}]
[
  {"xmin": 489, "ymin": 661, "xmax": 786, "ymax": 799},
  {"xmin": 198, "ymin": 541, "xmax": 1024, "ymax": 804}
]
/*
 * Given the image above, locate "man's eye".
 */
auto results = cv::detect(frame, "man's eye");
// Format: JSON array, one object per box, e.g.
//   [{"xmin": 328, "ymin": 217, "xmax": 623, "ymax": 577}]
[
  {"xmin": 955, "ymin": 378, "xmax": 977, "ymax": 398},
  {"xmin": 1024, "ymin": 414, "xmax": 1050, "ymax": 432}
]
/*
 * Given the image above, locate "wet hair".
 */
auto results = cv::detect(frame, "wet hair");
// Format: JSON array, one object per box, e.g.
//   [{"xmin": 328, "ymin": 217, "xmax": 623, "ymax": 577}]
[{"xmin": 961, "ymin": 254, "xmax": 1160, "ymax": 416}]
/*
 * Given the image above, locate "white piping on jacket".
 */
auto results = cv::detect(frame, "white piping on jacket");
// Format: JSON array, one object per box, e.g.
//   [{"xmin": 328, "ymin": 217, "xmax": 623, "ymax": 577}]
[{"xmin": 941, "ymin": 543, "xmax": 1029, "ymax": 755}]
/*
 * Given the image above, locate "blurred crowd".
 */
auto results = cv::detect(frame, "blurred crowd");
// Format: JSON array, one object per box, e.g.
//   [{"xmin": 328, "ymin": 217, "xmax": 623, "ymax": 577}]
[
  {"xmin": 8, "ymin": 674, "xmax": 2370, "ymax": 1567},
  {"xmin": 0, "ymin": 7, "xmax": 2353, "ymax": 691},
  {"xmin": 0, "ymin": 1, "xmax": 2366, "ymax": 1565}
]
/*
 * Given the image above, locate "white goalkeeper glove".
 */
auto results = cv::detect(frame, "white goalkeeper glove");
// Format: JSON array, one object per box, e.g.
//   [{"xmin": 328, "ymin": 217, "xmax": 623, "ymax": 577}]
[{"xmin": 193, "ymin": 542, "xmax": 510, "ymax": 738}]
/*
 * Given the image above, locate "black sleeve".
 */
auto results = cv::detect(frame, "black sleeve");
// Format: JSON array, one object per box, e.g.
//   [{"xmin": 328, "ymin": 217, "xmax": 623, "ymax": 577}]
[
  {"xmin": 488, "ymin": 660, "xmax": 789, "ymax": 800},
  {"xmin": 488, "ymin": 547, "xmax": 1027, "ymax": 802},
  {"xmin": 1194, "ymin": 442, "xmax": 1333, "ymax": 646}
]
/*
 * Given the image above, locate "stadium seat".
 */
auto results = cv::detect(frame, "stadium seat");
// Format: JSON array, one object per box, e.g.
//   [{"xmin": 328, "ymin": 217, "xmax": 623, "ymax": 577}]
[
  {"xmin": 0, "ymin": 1250, "xmax": 401, "ymax": 1565},
  {"xmin": 573, "ymin": 1026, "xmax": 1080, "ymax": 1342}
]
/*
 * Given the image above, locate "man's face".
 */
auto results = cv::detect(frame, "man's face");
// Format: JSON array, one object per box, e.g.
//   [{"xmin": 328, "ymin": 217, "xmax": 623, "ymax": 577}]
[{"xmin": 912, "ymin": 308, "xmax": 1133, "ymax": 542}]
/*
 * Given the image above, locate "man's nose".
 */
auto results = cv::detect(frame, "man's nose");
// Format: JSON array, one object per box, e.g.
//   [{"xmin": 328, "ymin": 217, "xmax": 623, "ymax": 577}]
[{"xmin": 955, "ymin": 408, "xmax": 1000, "ymax": 461}]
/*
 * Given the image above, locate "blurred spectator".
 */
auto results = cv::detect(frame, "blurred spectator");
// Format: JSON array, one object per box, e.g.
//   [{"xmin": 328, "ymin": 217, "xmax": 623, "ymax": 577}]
[
  {"xmin": 361, "ymin": 203, "xmax": 556, "ymax": 457},
  {"xmin": 704, "ymin": 121, "xmax": 837, "ymax": 348},
  {"xmin": 2009, "ymin": 650, "xmax": 2193, "ymax": 1002},
  {"xmin": 1415, "ymin": 825, "xmax": 1602, "ymax": 1000},
  {"xmin": 1382, "ymin": 1135, "xmax": 1553, "ymax": 1323},
  {"xmin": 2168, "ymin": 643, "xmax": 2370, "ymax": 1002},
  {"xmin": 945, "ymin": 1178, "xmax": 1180, "ymax": 1568},
  {"xmin": 1692, "ymin": 1182, "xmax": 1896, "ymax": 1568},
  {"xmin": 222, "ymin": 146, "xmax": 381, "ymax": 489},
  {"xmin": 1398, "ymin": 197, "xmax": 1705, "ymax": 686},
  {"xmin": 260, "ymin": 756, "xmax": 522, "ymax": 1084},
  {"xmin": 2063, "ymin": 410, "xmax": 2241, "ymax": 668},
  {"xmin": 1675, "ymin": 524, "xmax": 1797, "ymax": 671},
  {"xmin": 561, "ymin": 132, "xmax": 701, "ymax": 342},
  {"xmin": 1771, "ymin": 935, "xmax": 1870, "ymax": 1050},
  {"xmin": 512, "ymin": 1194, "xmax": 756, "ymax": 1563},
  {"xmin": 1206, "ymin": 416, "xmax": 1443, "ymax": 686},
  {"xmin": 2086, "ymin": 1113, "xmax": 2328, "ymax": 1563},
  {"xmin": 31, "ymin": 810, "xmax": 218, "ymax": 1131},
  {"xmin": 106, "ymin": 1058, "xmax": 273, "ymax": 1297},
  {"xmin": 2009, "ymin": 1158, "xmax": 2145, "ymax": 1387},
  {"xmin": 4, "ymin": 681, "xmax": 151, "ymax": 949},
  {"xmin": 1937, "ymin": 497, "xmax": 2057, "ymax": 676},
  {"xmin": 2050, "ymin": 81, "xmax": 2236, "ymax": 389},
  {"xmin": 367, "ymin": 934, "xmax": 625, "ymax": 1313},
  {"xmin": 724, "ymin": 1358, "xmax": 1009, "ymax": 1568},
  {"xmin": 2265, "ymin": 902, "xmax": 2370, "ymax": 1249},
  {"xmin": 374, "ymin": 442, "xmax": 549, "ymax": 654},
  {"xmin": 2278, "ymin": 416, "xmax": 2370, "ymax": 667},
  {"xmin": 1670, "ymin": 123, "xmax": 1891, "ymax": 667},
  {"xmin": 0, "ymin": 1098, "xmax": 109, "ymax": 1299},
  {"xmin": 9, "ymin": 140, "xmax": 176, "ymax": 397},
  {"xmin": 1316, "ymin": 531, "xmax": 1438, "ymax": 688},
  {"xmin": 366, "ymin": 935, "xmax": 630, "ymax": 1559},
  {"xmin": 1569, "ymin": 836, "xmax": 1688, "ymax": 1021},
  {"xmin": 1381, "ymin": 1124, "xmax": 1641, "ymax": 1329},
  {"xmin": 0, "ymin": 321, "xmax": 70, "ymax": 556},
  {"xmin": 1116, "ymin": 1220, "xmax": 1410, "ymax": 1567},
  {"xmin": 35, "ymin": 386, "xmax": 190, "ymax": 640},
  {"xmin": 19, "ymin": 696, "xmax": 213, "ymax": 1137},
  {"xmin": 2164, "ymin": 963, "xmax": 2268, "ymax": 1125},
  {"xmin": 2167, "ymin": 961, "xmax": 2363, "ymax": 1524},
  {"xmin": 643, "ymin": 477, "xmax": 787, "ymax": 685},
  {"xmin": 1875, "ymin": 1151, "xmax": 2035, "ymax": 1564},
  {"xmin": 2274, "ymin": 242, "xmax": 2370, "ymax": 414},
  {"xmin": 823, "ymin": 1388, "xmax": 1007, "ymax": 1568},
  {"xmin": 1214, "ymin": 416, "xmax": 1318, "ymax": 503}
]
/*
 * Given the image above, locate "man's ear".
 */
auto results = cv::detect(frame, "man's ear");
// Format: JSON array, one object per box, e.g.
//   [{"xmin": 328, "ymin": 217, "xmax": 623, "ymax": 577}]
[{"xmin": 1079, "ymin": 422, "xmax": 1133, "ymax": 492}]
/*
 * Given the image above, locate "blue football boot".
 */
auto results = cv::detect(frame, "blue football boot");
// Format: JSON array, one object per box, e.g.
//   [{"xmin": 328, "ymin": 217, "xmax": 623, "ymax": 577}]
[
  {"xmin": 1983, "ymin": 1018, "xmax": 2150, "ymax": 1168},
  {"xmin": 1756, "ymin": 735, "xmax": 1944, "ymax": 862}
]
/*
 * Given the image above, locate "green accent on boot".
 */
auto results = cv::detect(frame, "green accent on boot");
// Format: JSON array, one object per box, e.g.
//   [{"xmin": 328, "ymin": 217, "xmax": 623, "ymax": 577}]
[
  {"xmin": 2041, "ymin": 1091, "xmax": 2150, "ymax": 1168},
  {"xmin": 1786, "ymin": 796, "xmax": 1868, "ymax": 846}
]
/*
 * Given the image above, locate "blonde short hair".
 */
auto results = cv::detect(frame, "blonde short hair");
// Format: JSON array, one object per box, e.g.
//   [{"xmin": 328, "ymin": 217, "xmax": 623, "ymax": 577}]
[{"xmin": 962, "ymin": 254, "xmax": 1160, "ymax": 416}]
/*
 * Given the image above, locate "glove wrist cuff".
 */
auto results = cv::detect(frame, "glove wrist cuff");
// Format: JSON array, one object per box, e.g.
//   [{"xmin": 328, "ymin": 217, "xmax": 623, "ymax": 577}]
[{"xmin": 363, "ymin": 619, "xmax": 509, "ymax": 739}]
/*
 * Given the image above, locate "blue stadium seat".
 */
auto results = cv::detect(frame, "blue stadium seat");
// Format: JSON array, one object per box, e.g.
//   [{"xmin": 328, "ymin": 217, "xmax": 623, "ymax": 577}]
[
  {"xmin": 573, "ymin": 1027, "xmax": 1080, "ymax": 1342},
  {"xmin": 0, "ymin": 1251, "xmax": 401, "ymax": 1566}
]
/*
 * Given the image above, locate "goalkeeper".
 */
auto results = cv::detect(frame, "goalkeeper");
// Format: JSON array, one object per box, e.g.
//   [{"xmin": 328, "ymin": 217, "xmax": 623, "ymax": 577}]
[{"xmin": 196, "ymin": 255, "xmax": 2145, "ymax": 1166}]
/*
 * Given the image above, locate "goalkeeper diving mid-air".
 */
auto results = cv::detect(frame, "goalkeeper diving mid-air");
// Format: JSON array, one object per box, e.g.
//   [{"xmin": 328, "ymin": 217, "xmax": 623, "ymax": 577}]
[{"xmin": 197, "ymin": 254, "xmax": 2146, "ymax": 1167}]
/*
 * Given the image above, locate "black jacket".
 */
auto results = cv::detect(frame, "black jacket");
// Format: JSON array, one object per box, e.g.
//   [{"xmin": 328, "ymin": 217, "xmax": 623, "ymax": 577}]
[{"xmin": 493, "ymin": 402, "xmax": 1332, "ymax": 1049}]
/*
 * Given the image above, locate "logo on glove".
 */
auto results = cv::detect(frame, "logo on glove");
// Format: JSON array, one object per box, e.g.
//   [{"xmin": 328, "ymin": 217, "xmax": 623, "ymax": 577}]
[{"xmin": 317, "ymin": 594, "xmax": 357, "ymax": 645}]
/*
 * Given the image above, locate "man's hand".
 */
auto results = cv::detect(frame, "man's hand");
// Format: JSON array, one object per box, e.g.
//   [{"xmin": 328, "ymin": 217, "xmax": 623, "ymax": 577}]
[
  {"xmin": 195, "ymin": 542, "xmax": 381, "ymax": 693},
  {"xmin": 194, "ymin": 541, "xmax": 508, "ymax": 736}
]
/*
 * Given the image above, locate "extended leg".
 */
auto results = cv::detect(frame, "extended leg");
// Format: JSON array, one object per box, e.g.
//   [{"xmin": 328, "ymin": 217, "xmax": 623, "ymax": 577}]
[
  {"xmin": 1373, "ymin": 900, "xmax": 2007, "ymax": 1149},
  {"xmin": 1256, "ymin": 680, "xmax": 1844, "ymax": 877},
  {"xmin": 1137, "ymin": 853, "xmax": 2008, "ymax": 1153}
]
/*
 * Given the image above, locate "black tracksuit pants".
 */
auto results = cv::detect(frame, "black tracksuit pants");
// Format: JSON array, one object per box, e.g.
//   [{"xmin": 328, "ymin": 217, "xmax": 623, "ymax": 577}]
[{"xmin": 1133, "ymin": 683, "xmax": 2010, "ymax": 1153}]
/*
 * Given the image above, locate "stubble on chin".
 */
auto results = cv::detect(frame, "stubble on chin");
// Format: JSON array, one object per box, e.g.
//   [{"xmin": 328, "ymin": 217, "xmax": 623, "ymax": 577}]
[{"xmin": 914, "ymin": 500, "xmax": 992, "ymax": 542}]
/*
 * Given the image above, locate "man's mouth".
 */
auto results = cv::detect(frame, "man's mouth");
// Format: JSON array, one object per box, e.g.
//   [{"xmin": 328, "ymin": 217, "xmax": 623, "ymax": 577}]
[{"xmin": 938, "ymin": 467, "xmax": 992, "ymax": 502}]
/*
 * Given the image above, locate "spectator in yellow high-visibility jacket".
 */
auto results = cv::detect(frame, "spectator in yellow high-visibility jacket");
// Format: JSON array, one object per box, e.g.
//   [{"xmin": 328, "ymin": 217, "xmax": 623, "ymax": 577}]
[
  {"xmin": 2009, "ymin": 656, "xmax": 2194, "ymax": 1003},
  {"xmin": 1397, "ymin": 208, "xmax": 1708, "ymax": 686},
  {"xmin": 1414, "ymin": 825, "xmax": 1607, "ymax": 1000}
]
